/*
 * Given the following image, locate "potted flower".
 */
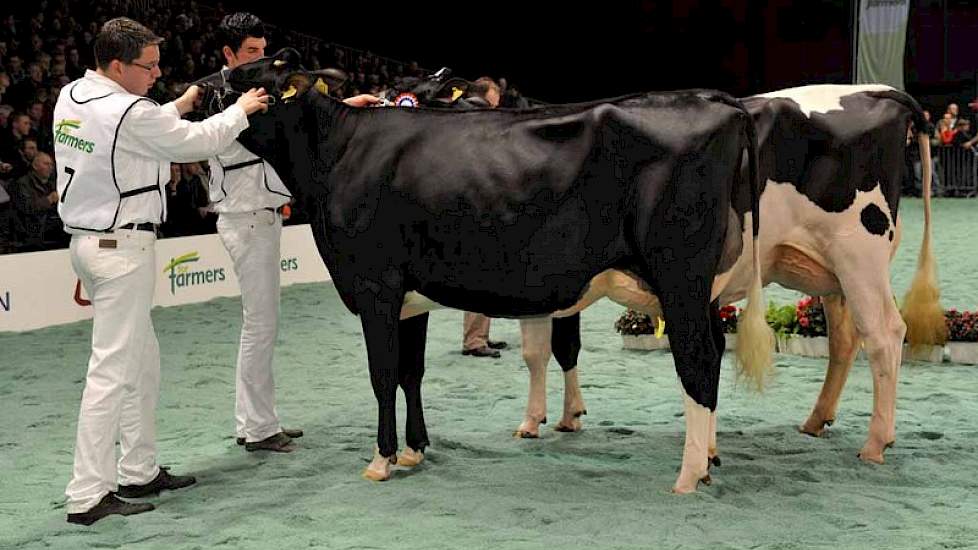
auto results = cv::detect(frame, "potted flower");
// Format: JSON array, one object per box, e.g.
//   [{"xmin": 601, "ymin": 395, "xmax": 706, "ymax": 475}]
[
  {"xmin": 615, "ymin": 309, "xmax": 669, "ymax": 350},
  {"xmin": 719, "ymin": 304, "xmax": 739, "ymax": 351},
  {"xmin": 765, "ymin": 302, "xmax": 799, "ymax": 353},
  {"xmin": 783, "ymin": 296, "xmax": 830, "ymax": 358},
  {"xmin": 945, "ymin": 309, "xmax": 978, "ymax": 364}
]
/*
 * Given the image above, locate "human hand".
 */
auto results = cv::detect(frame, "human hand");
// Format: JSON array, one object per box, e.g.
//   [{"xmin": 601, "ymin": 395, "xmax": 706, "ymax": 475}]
[
  {"xmin": 343, "ymin": 94, "xmax": 382, "ymax": 108},
  {"xmin": 175, "ymin": 85, "xmax": 201, "ymax": 116},
  {"xmin": 235, "ymin": 88, "xmax": 270, "ymax": 115}
]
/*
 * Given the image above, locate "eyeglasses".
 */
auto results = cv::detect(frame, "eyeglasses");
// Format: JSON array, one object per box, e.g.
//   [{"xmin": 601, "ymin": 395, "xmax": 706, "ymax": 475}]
[{"xmin": 129, "ymin": 60, "xmax": 159, "ymax": 71}]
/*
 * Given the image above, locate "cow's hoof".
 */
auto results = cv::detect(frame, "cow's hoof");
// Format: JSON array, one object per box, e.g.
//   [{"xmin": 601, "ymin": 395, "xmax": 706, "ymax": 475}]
[
  {"xmin": 672, "ymin": 474, "xmax": 710, "ymax": 494},
  {"xmin": 799, "ymin": 416, "xmax": 834, "ymax": 437},
  {"xmin": 363, "ymin": 449, "xmax": 396, "ymax": 481},
  {"xmin": 396, "ymin": 447, "xmax": 424, "ymax": 468},
  {"xmin": 858, "ymin": 440, "xmax": 894, "ymax": 465},
  {"xmin": 555, "ymin": 417, "xmax": 582, "ymax": 432},
  {"xmin": 514, "ymin": 418, "xmax": 544, "ymax": 439},
  {"xmin": 709, "ymin": 455, "xmax": 722, "ymax": 468}
]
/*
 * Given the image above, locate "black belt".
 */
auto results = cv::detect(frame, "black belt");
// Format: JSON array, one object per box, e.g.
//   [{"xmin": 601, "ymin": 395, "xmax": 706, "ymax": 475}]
[
  {"xmin": 225, "ymin": 158, "xmax": 264, "ymax": 172},
  {"xmin": 119, "ymin": 222, "xmax": 159, "ymax": 233},
  {"xmin": 264, "ymin": 206, "xmax": 285, "ymax": 214}
]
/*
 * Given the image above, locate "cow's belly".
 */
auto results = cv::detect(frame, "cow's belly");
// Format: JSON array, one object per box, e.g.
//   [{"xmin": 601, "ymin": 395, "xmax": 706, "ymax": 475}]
[{"xmin": 765, "ymin": 244, "xmax": 841, "ymax": 296}]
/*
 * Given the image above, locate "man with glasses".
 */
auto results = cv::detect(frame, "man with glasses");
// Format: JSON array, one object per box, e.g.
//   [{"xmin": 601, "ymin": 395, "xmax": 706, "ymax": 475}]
[{"xmin": 58, "ymin": 17, "xmax": 270, "ymax": 525}]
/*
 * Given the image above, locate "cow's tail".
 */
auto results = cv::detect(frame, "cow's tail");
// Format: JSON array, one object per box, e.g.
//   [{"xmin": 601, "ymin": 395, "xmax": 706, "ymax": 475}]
[
  {"xmin": 733, "ymin": 106, "xmax": 775, "ymax": 392},
  {"xmin": 901, "ymin": 118, "xmax": 947, "ymax": 348}
]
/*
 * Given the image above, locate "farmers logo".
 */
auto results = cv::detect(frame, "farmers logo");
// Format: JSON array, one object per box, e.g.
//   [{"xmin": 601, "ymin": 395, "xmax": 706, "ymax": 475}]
[
  {"xmin": 55, "ymin": 119, "xmax": 96, "ymax": 154},
  {"xmin": 164, "ymin": 252, "xmax": 226, "ymax": 294}
]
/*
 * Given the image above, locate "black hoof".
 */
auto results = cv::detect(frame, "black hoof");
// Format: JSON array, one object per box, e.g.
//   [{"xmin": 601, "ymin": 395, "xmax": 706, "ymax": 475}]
[{"xmin": 709, "ymin": 455, "xmax": 722, "ymax": 468}]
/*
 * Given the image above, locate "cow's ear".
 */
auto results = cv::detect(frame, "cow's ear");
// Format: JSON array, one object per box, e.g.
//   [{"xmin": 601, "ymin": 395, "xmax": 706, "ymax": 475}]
[
  {"xmin": 311, "ymin": 68, "xmax": 347, "ymax": 95},
  {"xmin": 314, "ymin": 78, "xmax": 329, "ymax": 96},
  {"xmin": 438, "ymin": 77, "xmax": 471, "ymax": 102},
  {"xmin": 273, "ymin": 47, "xmax": 303, "ymax": 68}
]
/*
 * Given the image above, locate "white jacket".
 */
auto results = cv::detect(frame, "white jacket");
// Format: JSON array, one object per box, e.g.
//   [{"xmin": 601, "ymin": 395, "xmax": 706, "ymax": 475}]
[{"xmin": 56, "ymin": 70, "xmax": 250, "ymax": 233}]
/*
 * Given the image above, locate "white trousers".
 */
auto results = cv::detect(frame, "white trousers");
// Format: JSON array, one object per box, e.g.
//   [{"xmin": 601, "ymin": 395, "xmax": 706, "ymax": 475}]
[
  {"xmin": 65, "ymin": 230, "xmax": 161, "ymax": 513},
  {"xmin": 217, "ymin": 210, "xmax": 283, "ymax": 443}
]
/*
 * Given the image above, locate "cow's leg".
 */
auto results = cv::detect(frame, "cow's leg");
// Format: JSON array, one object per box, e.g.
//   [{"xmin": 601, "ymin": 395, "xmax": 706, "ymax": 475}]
[
  {"xmin": 657, "ymin": 284, "xmax": 720, "ymax": 494},
  {"xmin": 800, "ymin": 295, "xmax": 860, "ymax": 437},
  {"xmin": 515, "ymin": 317, "xmax": 551, "ymax": 438},
  {"xmin": 552, "ymin": 314, "xmax": 587, "ymax": 432},
  {"xmin": 397, "ymin": 313, "xmax": 429, "ymax": 468},
  {"xmin": 708, "ymin": 301, "xmax": 724, "ymax": 467},
  {"xmin": 837, "ymin": 267, "xmax": 905, "ymax": 464},
  {"xmin": 358, "ymin": 281, "xmax": 405, "ymax": 482}
]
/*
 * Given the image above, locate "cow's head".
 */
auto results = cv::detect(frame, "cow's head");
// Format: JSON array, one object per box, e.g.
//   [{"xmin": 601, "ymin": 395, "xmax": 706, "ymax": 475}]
[
  {"xmin": 198, "ymin": 47, "xmax": 343, "ymax": 115},
  {"xmin": 382, "ymin": 68, "xmax": 472, "ymax": 109}
]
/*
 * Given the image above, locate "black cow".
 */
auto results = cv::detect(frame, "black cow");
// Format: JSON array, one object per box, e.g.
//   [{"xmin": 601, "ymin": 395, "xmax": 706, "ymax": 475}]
[{"xmin": 204, "ymin": 48, "xmax": 774, "ymax": 493}]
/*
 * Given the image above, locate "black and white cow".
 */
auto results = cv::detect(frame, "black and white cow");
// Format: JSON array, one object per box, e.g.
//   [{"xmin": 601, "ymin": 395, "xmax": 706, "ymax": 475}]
[
  {"xmin": 205, "ymin": 49, "xmax": 775, "ymax": 493},
  {"xmin": 513, "ymin": 85, "xmax": 941, "ymax": 467}
]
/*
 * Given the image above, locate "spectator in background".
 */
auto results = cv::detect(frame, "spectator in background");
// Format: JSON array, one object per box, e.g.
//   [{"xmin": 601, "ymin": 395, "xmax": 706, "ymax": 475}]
[
  {"xmin": 6, "ymin": 55, "xmax": 25, "ymax": 84},
  {"xmin": 182, "ymin": 161, "xmax": 215, "ymax": 234},
  {"xmin": 945, "ymin": 103, "xmax": 960, "ymax": 129},
  {"xmin": 6, "ymin": 135, "xmax": 37, "ymax": 181},
  {"xmin": 66, "ymin": 46, "xmax": 85, "ymax": 79},
  {"xmin": 162, "ymin": 163, "xmax": 192, "ymax": 237},
  {"xmin": 0, "ymin": 112, "xmax": 34, "ymax": 164},
  {"xmin": 7, "ymin": 61, "xmax": 44, "ymax": 109},
  {"xmin": 0, "ymin": 72, "xmax": 10, "ymax": 102},
  {"xmin": 922, "ymin": 110, "xmax": 938, "ymax": 146},
  {"xmin": 26, "ymin": 99, "xmax": 52, "ymax": 152},
  {"xmin": 939, "ymin": 115, "xmax": 956, "ymax": 146},
  {"xmin": 9, "ymin": 151, "xmax": 62, "ymax": 251},
  {"xmin": 460, "ymin": 76, "xmax": 508, "ymax": 359},
  {"xmin": 952, "ymin": 119, "xmax": 976, "ymax": 150}
]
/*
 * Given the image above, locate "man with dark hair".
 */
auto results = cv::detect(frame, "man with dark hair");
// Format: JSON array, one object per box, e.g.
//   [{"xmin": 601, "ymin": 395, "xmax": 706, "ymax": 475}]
[
  {"xmin": 58, "ymin": 16, "xmax": 271, "ymax": 525},
  {"xmin": 203, "ymin": 12, "xmax": 380, "ymax": 452},
  {"xmin": 206, "ymin": 11, "xmax": 300, "ymax": 453}
]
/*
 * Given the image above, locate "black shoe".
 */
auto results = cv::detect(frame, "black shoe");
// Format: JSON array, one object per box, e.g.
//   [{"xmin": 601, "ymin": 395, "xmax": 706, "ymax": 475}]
[
  {"xmin": 237, "ymin": 428, "xmax": 303, "ymax": 446},
  {"xmin": 244, "ymin": 432, "xmax": 295, "ymax": 452},
  {"xmin": 66, "ymin": 493, "xmax": 155, "ymax": 525},
  {"xmin": 462, "ymin": 346, "xmax": 501, "ymax": 358},
  {"xmin": 116, "ymin": 468, "xmax": 197, "ymax": 498},
  {"xmin": 487, "ymin": 340, "xmax": 508, "ymax": 350}
]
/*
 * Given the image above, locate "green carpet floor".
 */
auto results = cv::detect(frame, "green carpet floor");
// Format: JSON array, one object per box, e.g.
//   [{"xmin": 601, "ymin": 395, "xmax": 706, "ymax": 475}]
[{"xmin": 1, "ymin": 198, "xmax": 976, "ymax": 549}]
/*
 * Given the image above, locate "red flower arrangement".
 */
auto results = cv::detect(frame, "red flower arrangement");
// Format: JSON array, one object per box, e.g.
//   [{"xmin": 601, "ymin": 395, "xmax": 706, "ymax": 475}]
[
  {"xmin": 719, "ymin": 305, "xmax": 739, "ymax": 334},
  {"xmin": 795, "ymin": 296, "xmax": 828, "ymax": 338},
  {"xmin": 945, "ymin": 309, "xmax": 978, "ymax": 342}
]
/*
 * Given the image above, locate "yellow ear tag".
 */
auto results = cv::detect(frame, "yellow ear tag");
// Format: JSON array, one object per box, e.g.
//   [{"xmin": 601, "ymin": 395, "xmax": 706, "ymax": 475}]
[
  {"xmin": 314, "ymin": 78, "xmax": 329, "ymax": 95},
  {"xmin": 655, "ymin": 317, "xmax": 666, "ymax": 339},
  {"xmin": 281, "ymin": 85, "xmax": 297, "ymax": 100},
  {"xmin": 451, "ymin": 87, "xmax": 463, "ymax": 101}
]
